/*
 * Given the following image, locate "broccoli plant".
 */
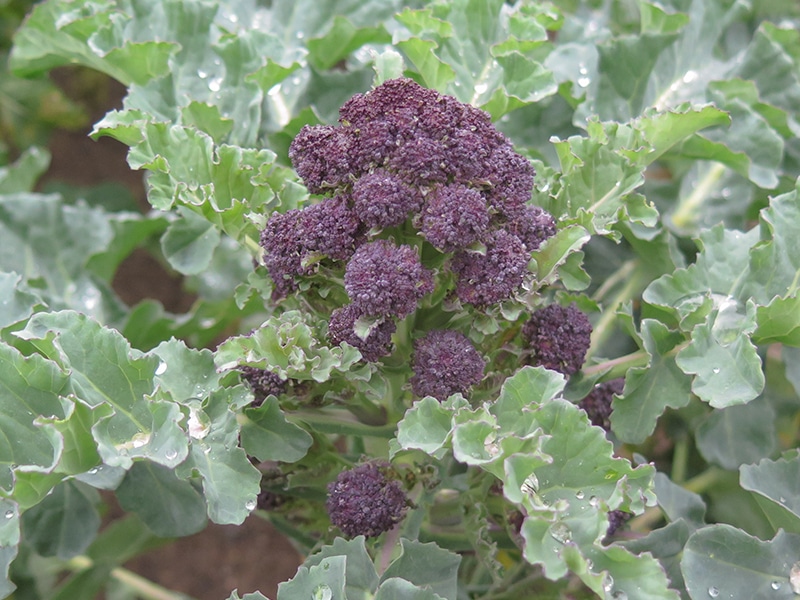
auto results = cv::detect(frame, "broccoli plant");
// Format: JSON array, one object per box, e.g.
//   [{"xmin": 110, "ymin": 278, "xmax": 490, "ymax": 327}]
[{"xmin": 2, "ymin": 1, "xmax": 800, "ymax": 600}]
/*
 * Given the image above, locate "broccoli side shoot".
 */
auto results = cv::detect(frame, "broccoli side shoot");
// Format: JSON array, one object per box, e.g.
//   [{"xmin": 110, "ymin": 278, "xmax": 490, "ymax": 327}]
[
  {"xmin": 410, "ymin": 329, "xmax": 486, "ymax": 400},
  {"xmin": 523, "ymin": 304, "xmax": 593, "ymax": 375},
  {"xmin": 326, "ymin": 463, "xmax": 409, "ymax": 538},
  {"xmin": 344, "ymin": 239, "xmax": 434, "ymax": 319},
  {"xmin": 579, "ymin": 378, "xmax": 624, "ymax": 431},
  {"xmin": 327, "ymin": 304, "xmax": 396, "ymax": 362},
  {"xmin": 240, "ymin": 366, "xmax": 287, "ymax": 407}
]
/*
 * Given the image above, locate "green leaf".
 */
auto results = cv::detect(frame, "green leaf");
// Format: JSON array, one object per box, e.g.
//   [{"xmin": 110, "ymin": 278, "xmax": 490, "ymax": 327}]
[
  {"xmin": 531, "ymin": 225, "xmax": 590, "ymax": 288},
  {"xmin": 0, "ymin": 147, "xmax": 50, "ymax": 194},
  {"xmin": 0, "ymin": 340, "xmax": 70, "ymax": 494},
  {"xmin": 380, "ymin": 539, "xmax": 461, "ymax": 600},
  {"xmin": 16, "ymin": 311, "xmax": 188, "ymax": 470},
  {"xmin": 150, "ymin": 338, "xmax": 221, "ymax": 402},
  {"xmin": 374, "ymin": 578, "xmax": 446, "ymax": 600},
  {"xmin": 582, "ymin": 543, "xmax": 680, "ymax": 600},
  {"xmin": 740, "ymin": 452, "xmax": 800, "ymax": 534},
  {"xmin": 241, "ymin": 397, "xmax": 313, "ymax": 463},
  {"xmin": 277, "ymin": 555, "xmax": 347, "ymax": 600},
  {"xmin": 611, "ymin": 319, "xmax": 692, "ymax": 444},
  {"xmin": 695, "ymin": 398, "xmax": 777, "ymax": 470},
  {"xmin": 681, "ymin": 525, "xmax": 800, "ymax": 599},
  {"xmin": 303, "ymin": 537, "xmax": 379, "ymax": 599},
  {"xmin": 227, "ymin": 592, "xmax": 270, "ymax": 600},
  {"xmin": 395, "ymin": 396, "xmax": 454, "ymax": 455},
  {"xmin": 21, "ymin": 480, "xmax": 100, "ymax": 560},
  {"xmin": 755, "ymin": 296, "xmax": 800, "ymax": 347},
  {"xmin": 0, "ymin": 272, "xmax": 40, "ymax": 330},
  {"xmin": 307, "ymin": 16, "xmax": 390, "ymax": 71},
  {"xmin": 115, "ymin": 461, "xmax": 207, "ymax": 538},
  {"xmin": 161, "ymin": 206, "xmax": 222, "ymax": 276},
  {"xmin": 654, "ymin": 473, "xmax": 706, "ymax": 527},
  {"xmin": 176, "ymin": 390, "xmax": 261, "ymax": 525}
]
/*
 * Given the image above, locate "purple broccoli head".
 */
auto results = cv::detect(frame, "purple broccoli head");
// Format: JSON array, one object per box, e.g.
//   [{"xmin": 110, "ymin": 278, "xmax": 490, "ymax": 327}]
[
  {"xmin": 352, "ymin": 170, "xmax": 423, "ymax": 230},
  {"xmin": 326, "ymin": 463, "xmax": 408, "ymax": 538},
  {"xmin": 328, "ymin": 304, "xmax": 396, "ymax": 362},
  {"xmin": 523, "ymin": 304, "xmax": 593, "ymax": 375},
  {"xmin": 420, "ymin": 184, "xmax": 490, "ymax": 252},
  {"xmin": 451, "ymin": 230, "xmax": 529, "ymax": 306},
  {"xmin": 240, "ymin": 366, "xmax": 287, "ymax": 407},
  {"xmin": 504, "ymin": 204, "xmax": 557, "ymax": 252},
  {"xmin": 579, "ymin": 378, "xmax": 624, "ymax": 431},
  {"xmin": 410, "ymin": 329, "xmax": 485, "ymax": 400},
  {"xmin": 288, "ymin": 125, "xmax": 356, "ymax": 194},
  {"xmin": 344, "ymin": 239, "xmax": 434, "ymax": 318}
]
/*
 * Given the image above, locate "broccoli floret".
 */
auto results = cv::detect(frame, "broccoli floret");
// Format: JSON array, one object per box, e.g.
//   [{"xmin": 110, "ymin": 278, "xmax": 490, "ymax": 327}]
[
  {"xmin": 240, "ymin": 366, "xmax": 287, "ymax": 407},
  {"xmin": 328, "ymin": 304, "xmax": 396, "ymax": 362},
  {"xmin": 523, "ymin": 304, "xmax": 592, "ymax": 375},
  {"xmin": 420, "ymin": 184, "xmax": 490, "ymax": 252},
  {"xmin": 344, "ymin": 239, "xmax": 434, "ymax": 318},
  {"xmin": 605, "ymin": 509, "xmax": 632, "ymax": 539},
  {"xmin": 289, "ymin": 125, "xmax": 356, "ymax": 194},
  {"xmin": 451, "ymin": 230, "xmax": 529, "ymax": 306},
  {"xmin": 352, "ymin": 170, "xmax": 423, "ymax": 230},
  {"xmin": 326, "ymin": 463, "xmax": 409, "ymax": 538},
  {"xmin": 410, "ymin": 330, "xmax": 485, "ymax": 400},
  {"xmin": 504, "ymin": 204, "xmax": 557, "ymax": 252},
  {"xmin": 579, "ymin": 378, "xmax": 624, "ymax": 431},
  {"xmin": 259, "ymin": 208, "xmax": 309, "ymax": 299}
]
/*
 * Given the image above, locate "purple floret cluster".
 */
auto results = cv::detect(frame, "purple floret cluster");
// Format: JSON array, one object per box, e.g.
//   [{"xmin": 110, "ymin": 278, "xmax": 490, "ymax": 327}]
[
  {"xmin": 410, "ymin": 330, "xmax": 486, "ymax": 400},
  {"xmin": 261, "ymin": 78, "xmax": 557, "ymax": 322},
  {"xmin": 579, "ymin": 378, "xmax": 624, "ymax": 431},
  {"xmin": 522, "ymin": 304, "xmax": 593, "ymax": 375},
  {"xmin": 326, "ymin": 463, "xmax": 409, "ymax": 538},
  {"xmin": 240, "ymin": 366, "xmax": 287, "ymax": 406}
]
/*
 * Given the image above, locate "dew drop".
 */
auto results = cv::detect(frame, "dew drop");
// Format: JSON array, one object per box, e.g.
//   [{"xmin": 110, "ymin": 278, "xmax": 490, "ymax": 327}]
[
  {"xmin": 771, "ymin": 581, "xmax": 782, "ymax": 590},
  {"xmin": 708, "ymin": 586, "xmax": 720, "ymax": 598},
  {"xmin": 208, "ymin": 77, "xmax": 222, "ymax": 92},
  {"xmin": 165, "ymin": 449, "xmax": 178, "ymax": 461},
  {"xmin": 155, "ymin": 362, "xmax": 167, "ymax": 375},
  {"xmin": 245, "ymin": 499, "xmax": 257, "ymax": 511},
  {"xmin": 313, "ymin": 584, "xmax": 331, "ymax": 600},
  {"xmin": 603, "ymin": 575, "xmax": 614, "ymax": 592},
  {"xmin": 712, "ymin": 367, "xmax": 721, "ymax": 374},
  {"xmin": 197, "ymin": 69, "xmax": 208, "ymax": 79},
  {"xmin": 474, "ymin": 82, "xmax": 488, "ymax": 95},
  {"xmin": 578, "ymin": 65, "xmax": 588, "ymax": 75},
  {"xmin": 228, "ymin": 13, "xmax": 238, "ymax": 23},
  {"xmin": 577, "ymin": 76, "xmax": 590, "ymax": 88},
  {"xmin": 203, "ymin": 446, "xmax": 212, "ymax": 454},
  {"xmin": 790, "ymin": 561, "xmax": 800, "ymax": 594},
  {"xmin": 683, "ymin": 70, "xmax": 699, "ymax": 83},
  {"xmin": 4, "ymin": 510, "xmax": 13, "ymax": 519},
  {"xmin": 550, "ymin": 522, "xmax": 572, "ymax": 544},
  {"xmin": 521, "ymin": 473, "xmax": 539, "ymax": 495},
  {"xmin": 589, "ymin": 495, "xmax": 600, "ymax": 508},
  {"xmin": 576, "ymin": 490, "xmax": 585, "ymax": 500},
  {"xmin": 88, "ymin": 467, "xmax": 99, "ymax": 475},
  {"xmin": 295, "ymin": 31, "xmax": 305, "ymax": 40},
  {"xmin": 130, "ymin": 433, "xmax": 150, "ymax": 448}
]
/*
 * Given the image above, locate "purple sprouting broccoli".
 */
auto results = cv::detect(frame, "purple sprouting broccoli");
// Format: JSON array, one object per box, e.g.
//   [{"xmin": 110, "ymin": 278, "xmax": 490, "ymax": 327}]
[
  {"xmin": 328, "ymin": 304, "xmax": 396, "ymax": 362},
  {"xmin": 352, "ymin": 170, "xmax": 423, "ymax": 230},
  {"xmin": 410, "ymin": 330, "xmax": 485, "ymax": 400},
  {"xmin": 326, "ymin": 463, "xmax": 409, "ymax": 538},
  {"xmin": 504, "ymin": 205, "xmax": 557, "ymax": 252},
  {"xmin": 240, "ymin": 366, "xmax": 287, "ymax": 407},
  {"xmin": 344, "ymin": 240, "xmax": 434, "ymax": 318},
  {"xmin": 579, "ymin": 378, "xmax": 624, "ymax": 431},
  {"xmin": 260, "ymin": 195, "xmax": 362, "ymax": 299},
  {"xmin": 451, "ymin": 230, "xmax": 529, "ymax": 306},
  {"xmin": 288, "ymin": 125, "xmax": 355, "ymax": 194},
  {"xmin": 605, "ymin": 509, "xmax": 632, "ymax": 539},
  {"xmin": 522, "ymin": 304, "xmax": 593, "ymax": 375},
  {"xmin": 420, "ymin": 184, "xmax": 490, "ymax": 252}
]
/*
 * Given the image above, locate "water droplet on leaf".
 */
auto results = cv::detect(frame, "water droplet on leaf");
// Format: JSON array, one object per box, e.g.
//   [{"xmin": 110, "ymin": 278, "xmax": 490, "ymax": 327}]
[
  {"xmin": 771, "ymin": 581, "xmax": 782, "ymax": 590},
  {"xmin": 245, "ymin": 499, "xmax": 256, "ymax": 511},
  {"xmin": 789, "ymin": 561, "xmax": 800, "ymax": 594},
  {"xmin": 155, "ymin": 362, "xmax": 167, "ymax": 375},
  {"xmin": 4, "ymin": 510, "xmax": 13, "ymax": 519},
  {"xmin": 712, "ymin": 367, "xmax": 721, "ymax": 374},
  {"xmin": 88, "ymin": 467, "xmax": 99, "ymax": 475},
  {"xmin": 603, "ymin": 575, "xmax": 614, "ymax": 592},
  {"xmin": 208, "ymin": 77, "xmax": 222, "ymax": 92},
  {"xmin": 313, "ymin": 584, "xmax": 331, "ymax": 600},
  {"xmin": 474, "ymin": 83, "xmax": 488, "ymax": 95},
  {"xmin": 708, "ymin": 586, "xmax": 720, "ymax": 598},
  {"xmin": 165, "ymin": 449, "xmax": 178, "ymax": 460},
  {"xmin": 576, "ymin": 490, "xmax": 585, "ymax": 499},
  {"xmin": 550, "ymin": 522, "xmax": 572, "ymax": 544}
]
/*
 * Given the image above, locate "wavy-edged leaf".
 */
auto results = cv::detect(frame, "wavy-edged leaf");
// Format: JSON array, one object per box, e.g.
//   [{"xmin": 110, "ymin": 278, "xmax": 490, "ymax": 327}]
[
  {"xmin": 241, "ymin": 397, "xmax": 313, "ymax": 463},
  {"xmin": 380, "ymin": 539, "xmax": 461, "ymax": 600},
  {"xmin": 740, "ymin": 452, "xmax": 800, "ymax": 534}
]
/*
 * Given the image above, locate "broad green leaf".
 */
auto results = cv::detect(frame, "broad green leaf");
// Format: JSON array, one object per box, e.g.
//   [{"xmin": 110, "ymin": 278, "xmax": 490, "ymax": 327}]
[
  {"xmin": 611, "ymin": 319, "xmax": 692, "ymax": 443},
  {"xmin": 530, "ymin": 225, "xmax": 590, "ymax": 288},
  {"xmin": 303, "ymin": 537, "xmax": 379, "ymax": 600},
  {"xmin": 374, "ymin": 578, "xmax": 446, "ymax": 600},
  {"xmin": 0, "ymin": 147, "xmax": 50, "ymax": 194},
  {"xmin": 176, "ymin": 389, "xmax": 260, "ymax": 525},
  {"xmin": 581, "ymin": 544, "xmax": 680, "ymax": 600},
  {"xmin": 621, "ymin": 519, "xmax": 693, "ymax": 599},
  {"xmin": 396, "ymin": 396, "xmax": 455, "ymax": 455},
  {"xmin": 241, "ymin": 397, "xmax": 313, "ymax": 463},
  {"xmin": 0, "ymin": 546, "xmax": 16, "ymax": 599},
  {"xmin": 740, "ymin": 452, "xmax": 800, "ymax": 535},
  {"xmin": 755, "ymin": 296, "xmax": 800, "ymax": 347},
  {"xmin": 380, "ymin": 539, "xmax": 461, "ymax": 600},
  {"xmin": 49, "ymin": 566, "xmax": 110, "ymax": 600},
  {"xmin": 0, "ymin": 272, "xmax": 40, "ymax": 330},
  {"xmin": 150, "ymin": 338, "xmax": 221, "ymax": 403},
  {"xmin": 695, "ymin": 398, "xmax": 777, "ymax": 470},
  {"xmin": 307, "ymin": 16, "xmax": 390, "ymax": 71},
  {"xmin": 681, "ymin": 525, "xmax": 800, "ymax": 600},
  {"xmin": 115, "ymin": 461, "xmax": 207, "ymax": 538},
  {"xmin": 16, "ymin": 311, "xmax": 188, "ymax": 470},
  {"xmin": 277, "ymin": 555, "xmax": 347, "ymax": 600},
  {"xmin": 654, "ymin": 473, "xmax": 706, "ymax": 527},
  {"xmin": 489, "ymin": 366, "xmax": 565, "ymax": 436},
  {"xmin": 21, "ymin": 480, "xmax": 100, "ymax": 560},
  {"xmin": 160, "ymin": 207, "xmax": 222, "ymax": 276},
  {"xmin": 0, "ymin": 341, "xmax": 70, "ymax": 494}
]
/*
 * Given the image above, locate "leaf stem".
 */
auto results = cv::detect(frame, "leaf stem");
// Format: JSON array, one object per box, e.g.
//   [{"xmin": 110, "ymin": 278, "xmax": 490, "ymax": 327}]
[
  {"xmin": 670, "ymin": 435, "xmax": 689, "ymax": 484},
  {"xmin": 66, "ymin": 556, "xmax": 197, "ymax": 600},
  {"xmin": 288, "ymin": 408, "xmax": 397, "ymax": 437},
  {"xmin": 683, "ymin": 467, "xmax": 728, "ymax": 494},
  {"xmin": 582, "ymin": 350, "xmax": 649, "ymax": 380},
  {"xmin": 670, "ymin": 162, "xmax": 726, "ymax": 229}
]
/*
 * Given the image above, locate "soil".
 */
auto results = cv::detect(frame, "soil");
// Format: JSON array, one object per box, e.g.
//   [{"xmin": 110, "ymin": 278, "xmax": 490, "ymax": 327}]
[{"xmin": 43, "ymin": 71, "xmax": 302, "ymax": 599}]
